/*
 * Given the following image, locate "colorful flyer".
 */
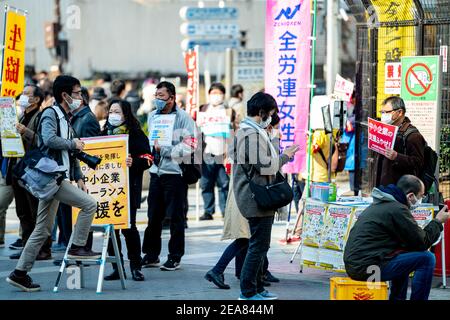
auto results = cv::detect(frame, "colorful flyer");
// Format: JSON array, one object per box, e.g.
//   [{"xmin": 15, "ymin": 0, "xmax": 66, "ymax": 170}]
[
  {"xmin": 0, "ymin": 97, "xmax": 25, "ymax": 157},
  {"xmin": 302, "ymin": 200, "xmax": 327, "ymax": 247},
  {"xmin": 321, "ymin": 205, "xmax": 354, "ymax": 251},
  {"xmin": 411, "ymin": 206, "xmax": 434, "ymax": 229},
  {"xmin": 149, "ymin": 114, "xmax": 176, "ymax": 147}
]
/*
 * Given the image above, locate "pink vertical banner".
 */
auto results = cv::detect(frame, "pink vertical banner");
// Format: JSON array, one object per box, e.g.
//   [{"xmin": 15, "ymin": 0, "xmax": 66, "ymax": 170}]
[{"xmin": 265, "ymin": 0, "xmax": 311, "ymax": 174}]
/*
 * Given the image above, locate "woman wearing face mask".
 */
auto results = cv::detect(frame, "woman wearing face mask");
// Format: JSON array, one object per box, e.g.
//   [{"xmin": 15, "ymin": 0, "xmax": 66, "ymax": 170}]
[
  {"xmin": 102, "ymin": 99, "xmax": 152, "ymax": 281},
  {"xmin": 232, "ymin": 92, "xmax": 299, "ymax": 300}
]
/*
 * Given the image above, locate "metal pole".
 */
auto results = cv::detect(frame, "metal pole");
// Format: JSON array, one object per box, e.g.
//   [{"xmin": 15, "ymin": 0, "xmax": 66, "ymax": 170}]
[
  {"xmin": 305, "ymin": 0, "xmax": 319, "ymax": 199},
  {"xmin": 204, "ymin": 52, "xmax": 211, "ymax": 103},
  {"xmin": 225, "ymin": 48, "xmax": 233, "ymax": 101}
]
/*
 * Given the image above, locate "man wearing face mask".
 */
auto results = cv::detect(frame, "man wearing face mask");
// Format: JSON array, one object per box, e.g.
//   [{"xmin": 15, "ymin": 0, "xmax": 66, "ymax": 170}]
[
  {"xmin": 9, "ymin": 85, "xmax": 53, "ymax": 261},
  {"xmin": 198, "ymin": 83, "xmax": 235, "ymax": 221},
  {"xmin": 376, "ymin": 96, "xmax": 426, "ymax": 187},
  {"xmin": 344, "ymin": 175, "xmax": 449, "ymax": 300},
  {"xmin": 51, "ymin": 87, "xmax": 100, "ymax": 263},
  {"xmin": 141, "ymin": 81, "xmax": 197, "ymax": 271},
  {"xmin": 7, "ymin": 75, "xmax": 100, "ymax": 292}
]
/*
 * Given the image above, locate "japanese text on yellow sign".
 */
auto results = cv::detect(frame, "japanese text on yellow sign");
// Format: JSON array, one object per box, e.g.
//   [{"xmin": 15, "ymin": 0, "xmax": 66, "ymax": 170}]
[
  {"xmin": 1, "ymin": 9, "xmax": 26, "ymax": 97},
  {"xmin": 72, "ymin": 135, "xmax": 130, "ymax": 229},
  {"xmin": 372, "ymin": 0, "xmax": 416, "ymax": 116}
]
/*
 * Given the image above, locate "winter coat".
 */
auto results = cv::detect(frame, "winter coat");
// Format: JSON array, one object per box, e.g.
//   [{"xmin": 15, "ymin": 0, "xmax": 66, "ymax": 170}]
[{"xmin": 343, "ymin": 187, "xmax": 443, "ymax": 281}]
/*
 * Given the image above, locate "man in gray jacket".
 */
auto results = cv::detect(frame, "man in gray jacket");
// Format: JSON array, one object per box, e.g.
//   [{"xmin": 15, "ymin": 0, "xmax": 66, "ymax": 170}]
[
  {"xmin": 7, "ymin": 75, "xmax": 100, "ymax": 292},
  {"xmin": 141, "ymin": 81, "xmax": 197, "ymax": 271}
]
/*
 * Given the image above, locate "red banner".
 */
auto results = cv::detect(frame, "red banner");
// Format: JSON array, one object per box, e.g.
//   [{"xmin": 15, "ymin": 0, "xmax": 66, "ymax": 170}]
[
  {"xmin": 368, "ymin": 117, "xmax": 399, "ymax": 156},
  {"xmin": 184, "ymin": 49, "xmax": 199, "ymax": 119}
]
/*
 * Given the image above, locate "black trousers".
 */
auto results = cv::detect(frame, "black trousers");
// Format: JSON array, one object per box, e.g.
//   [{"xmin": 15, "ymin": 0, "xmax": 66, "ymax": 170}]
[
  {"xmin": 107, "ymin": 206, "xmax": 142, "ymax": 270},
  {"xmin": 142, "ymin": 174, "xmax": 186, "ymax": 263},
  {"xmin": 12, "ymin": 178, "xmax": 51, "ymax": 253}
]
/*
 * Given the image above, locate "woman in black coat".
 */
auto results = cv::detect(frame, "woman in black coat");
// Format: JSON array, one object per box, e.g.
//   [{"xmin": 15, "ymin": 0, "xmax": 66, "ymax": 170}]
[{"xmin": 102, "ymin": 99, "xmax": 151, "ymax": 281}]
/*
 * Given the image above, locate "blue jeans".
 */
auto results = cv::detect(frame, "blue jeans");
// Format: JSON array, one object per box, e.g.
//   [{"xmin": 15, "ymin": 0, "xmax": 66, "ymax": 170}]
[
  {"xmin": 200, "ymin": 160, "xmax": 229, "ymax": 216},
  {"xmin": 212, "ymin": 238, "xmax": 249, "ymax": 275},
  {"xmin": 380, "ymin": 251, "xmax": 436, "ymax": 300},
  {"xmin": 240, "ymin": 216, "xmax": 274, "ymax": 298}
]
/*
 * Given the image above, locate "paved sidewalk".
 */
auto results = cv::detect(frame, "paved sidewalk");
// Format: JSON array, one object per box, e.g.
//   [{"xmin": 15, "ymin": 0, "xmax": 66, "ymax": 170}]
[{"xmin": 1, "ymin": 186, "xmax": 449, "ymax": 300}]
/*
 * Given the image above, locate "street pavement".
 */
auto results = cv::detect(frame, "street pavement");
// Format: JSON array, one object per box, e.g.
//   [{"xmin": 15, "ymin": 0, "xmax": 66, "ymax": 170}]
[{"xmin": 1, "ymin": 185, "xmax": 450, "ymax": 300}]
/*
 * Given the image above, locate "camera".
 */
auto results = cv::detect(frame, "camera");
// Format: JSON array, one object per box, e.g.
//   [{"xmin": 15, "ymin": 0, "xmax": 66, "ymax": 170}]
[{"xmin": 74, "ymin": 151, "xmax": 102, "ymax": 170}]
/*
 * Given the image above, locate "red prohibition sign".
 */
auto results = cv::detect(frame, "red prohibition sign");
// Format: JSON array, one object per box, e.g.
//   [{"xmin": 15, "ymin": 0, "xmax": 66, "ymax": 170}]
[{"xmin": 405, "ymin": 63, "xmax": 433, "ymax": 97}]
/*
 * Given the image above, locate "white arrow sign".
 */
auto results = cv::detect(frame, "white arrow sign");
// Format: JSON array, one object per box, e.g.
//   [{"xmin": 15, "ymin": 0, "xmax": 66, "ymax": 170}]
[
  {"xmin": 180, "ymin": 22, "xmax": 239, "ymax": 37},
  {"xmin": 179, "ymin": 6, "xmax": 239, "ymax": 21}
]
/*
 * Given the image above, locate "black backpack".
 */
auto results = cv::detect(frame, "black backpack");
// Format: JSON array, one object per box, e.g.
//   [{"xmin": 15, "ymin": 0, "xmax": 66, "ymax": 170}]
[{"xmin": 399, "ymin": 127, "xmax": 438, "ymax": 193}]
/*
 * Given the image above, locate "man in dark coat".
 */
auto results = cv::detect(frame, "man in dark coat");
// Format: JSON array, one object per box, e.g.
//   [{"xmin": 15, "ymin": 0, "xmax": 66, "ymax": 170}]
[
  {"xmin": 344, "ymin": 175, "xmax": 449, "ymax": 300},
  {"xmin": 375, "ymin": 96, "xmax": 426, "ymax": 187}
]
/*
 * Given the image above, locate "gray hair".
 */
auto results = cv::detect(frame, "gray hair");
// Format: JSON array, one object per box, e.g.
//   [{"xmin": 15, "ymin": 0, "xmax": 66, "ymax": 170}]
[{"xmin": 382, "ymin": 96, "xmax": 406, "ymax": 112}]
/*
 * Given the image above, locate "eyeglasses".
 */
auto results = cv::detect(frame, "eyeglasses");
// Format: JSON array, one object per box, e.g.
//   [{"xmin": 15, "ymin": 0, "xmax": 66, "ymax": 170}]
[{"xmin": 380, "ymin": 109, "xmax": 399, "ymax": 115}]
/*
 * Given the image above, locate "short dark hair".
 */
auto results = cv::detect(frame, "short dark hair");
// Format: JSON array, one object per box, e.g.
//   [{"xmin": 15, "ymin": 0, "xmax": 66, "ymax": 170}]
[
  {"xmin": 25, "ymin": 84, "xmax": 45, "ymax": 107},
  {"xmin": 53, "ymin": 75, "xmax": 81, "ymax": 103},
  {"xmin": 231, "ymin": 84, "xmax": 244, "ymax": 98},
  {"xmin": 156, "ymin": 81, "xmax": 176, "ymax": 96},
  {"xmin": 382, "ymin": 96, "xmax": 405, "ymax": 112},
  {"xmin": 81, "ymin": 87, "xmax": 90, "ymax": 106},
  {"xmin": 111, "ymin": 79, "xmax": 126, "ymax": 96},
  {"xmin": 270, "ymin": 112, "xmax": 280, "ymax": 127},
  {"xmin": 397, "ymin": 175, "xmax": 424, "ymax": 196},
  {"xmin": 208, "ymin": 82, "xmax": 226, "ymax": 95},
  {"xmin": 247, "ymin": 92, "xmax": 277, "ymax": 117}
]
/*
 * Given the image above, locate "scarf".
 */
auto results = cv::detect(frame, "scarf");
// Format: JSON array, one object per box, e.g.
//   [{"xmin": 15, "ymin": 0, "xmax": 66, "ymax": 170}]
[
  {"xmin": 240, "ymin": 117, "xmax": 278, "ymax": 158},
  {"xmin": 378, "ymin": 184, "xmax": 408, "ymax": 206},
  {"xmin": 107, "ymin": 123, "xmax": 129, "ymax": 136}
]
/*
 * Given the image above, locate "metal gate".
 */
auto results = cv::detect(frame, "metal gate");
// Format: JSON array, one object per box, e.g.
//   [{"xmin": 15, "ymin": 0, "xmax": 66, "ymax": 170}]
[{"xmin": 345, "ymin": 0, "xmax": 450, "ymax": 199}]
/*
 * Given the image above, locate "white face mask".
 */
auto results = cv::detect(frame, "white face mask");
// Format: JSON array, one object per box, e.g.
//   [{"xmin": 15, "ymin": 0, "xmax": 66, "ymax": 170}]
[
  {"xmin": 209, "ymin": 94, "xmax": 224, "ymax": 106},
  {"xmin": 259, "ymin": 116, "xmax": 272, "ymax": 129},
  {"xmin": 18, "ymin": 95, "xmax": 31, "ymax": 109},
  {"xmin": 380, "ymin": 113, "xmax": 394, "ymax": 125},
  {"xmin": 409, "ymin": 194, "xmax": 423, "ymax": 210},
  {"xmin": 64, "ymin": 95, "xmax": 82, "ymax": 111},
  {"xmin": 108, "ymin": 113, "xmax": 124, "ymax": 127}
]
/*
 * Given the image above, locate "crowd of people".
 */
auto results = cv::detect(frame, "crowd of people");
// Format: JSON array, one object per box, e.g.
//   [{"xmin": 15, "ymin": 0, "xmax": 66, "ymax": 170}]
[
  {"xmin": 0, "ymin": 70, "xmax": 449, "ymax": 301},
  {"xmin": 0, "ymin": 72, "xmax": 289, "ymax": 300}
]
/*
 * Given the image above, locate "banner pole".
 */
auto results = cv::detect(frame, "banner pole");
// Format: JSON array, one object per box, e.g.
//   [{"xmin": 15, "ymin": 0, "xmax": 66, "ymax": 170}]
[
  {"xmin": 0, "ymin": 5, "xmax": 9, "ymax": 91},
  {"xmin": 305, "ymin": 0, "xmax": 318, "ymax": 199}
]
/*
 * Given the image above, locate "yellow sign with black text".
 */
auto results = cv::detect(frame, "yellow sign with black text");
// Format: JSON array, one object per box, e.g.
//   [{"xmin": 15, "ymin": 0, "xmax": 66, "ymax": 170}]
[
  {"xmin": 72, "ymin": 135, "xmax": 130, "ymax": 229},
  {"xmin": 1, "ymin": 9, "xmax": 27, "ymax": 97}
]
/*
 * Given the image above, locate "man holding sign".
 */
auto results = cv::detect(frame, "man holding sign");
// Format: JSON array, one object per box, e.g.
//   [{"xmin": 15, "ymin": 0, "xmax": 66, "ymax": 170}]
[
  {"xmin": 142, "ymin": 81, "xmax": 197, "ymax": 271},
  {"xmin": 374, "ymin": 96, "xmax": 426, "ymax": 187}
]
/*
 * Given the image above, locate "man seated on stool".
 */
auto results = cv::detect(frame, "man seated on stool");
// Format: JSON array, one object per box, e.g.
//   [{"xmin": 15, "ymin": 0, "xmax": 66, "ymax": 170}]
[{"xmin": 344, "ymin": 175, "xmax": 449, "ymax": 300}]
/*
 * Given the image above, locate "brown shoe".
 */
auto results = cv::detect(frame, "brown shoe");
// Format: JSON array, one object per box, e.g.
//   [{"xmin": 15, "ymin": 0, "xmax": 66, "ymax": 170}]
[
  {"xmin": 67, "ymin": 247, "xmax": 101, "ymax": 260},
  {"xmin": 36, "ymin": 251, "xmax": 52, "ymax": 261}
]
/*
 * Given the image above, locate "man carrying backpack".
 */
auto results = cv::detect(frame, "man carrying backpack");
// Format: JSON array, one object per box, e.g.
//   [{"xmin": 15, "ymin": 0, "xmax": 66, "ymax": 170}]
[
  {"xmin": 6, "ymin": 75, "xmax": 100, "ymax": 292},
  {"xmin": 376, "ymin": 96, "xmax": 427, "ymax": 188}
]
